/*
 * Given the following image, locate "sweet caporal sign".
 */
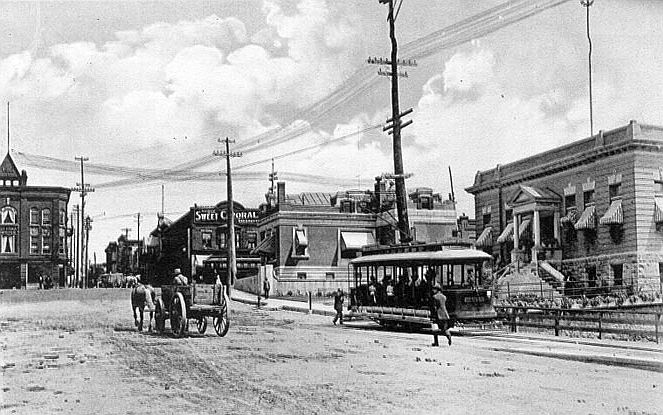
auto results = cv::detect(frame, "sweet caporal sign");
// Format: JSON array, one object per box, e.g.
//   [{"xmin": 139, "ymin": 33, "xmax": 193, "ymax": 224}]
[{"xmin": 194, "ymin": 208, "xmax": 260, "ymax": 225}]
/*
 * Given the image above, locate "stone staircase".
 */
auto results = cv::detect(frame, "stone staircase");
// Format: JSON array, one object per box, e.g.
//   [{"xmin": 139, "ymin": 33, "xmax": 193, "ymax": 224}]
[
  {"xmin": 495, "ymin": 262, "xmax": 564, "ymax": 300},
  {"xmin": 537, "ymin": 261, "xmax": 565, "ymax": 294}
]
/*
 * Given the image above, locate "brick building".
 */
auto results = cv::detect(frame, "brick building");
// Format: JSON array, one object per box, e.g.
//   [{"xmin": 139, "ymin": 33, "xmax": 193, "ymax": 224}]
[
  {"xmin": 145, "ymin": 201, "xmax": 261, "ymax": 285},
  {"xmin": 249, "ymin": 180, "xmax": 459, "ymax": 294},
  {"xmin": 466, "ymin": 121, "xmax": 663, "ymax": 292},
  {"xmin": 0, "ymin": 152, "xmax": 70, "ymax": 288}
]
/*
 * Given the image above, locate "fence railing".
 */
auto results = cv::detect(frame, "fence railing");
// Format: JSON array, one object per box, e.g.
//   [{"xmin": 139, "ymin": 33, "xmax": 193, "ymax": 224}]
[{"xmin": 496, "ymin": 305, "xmax": 663, "ymax": 343}]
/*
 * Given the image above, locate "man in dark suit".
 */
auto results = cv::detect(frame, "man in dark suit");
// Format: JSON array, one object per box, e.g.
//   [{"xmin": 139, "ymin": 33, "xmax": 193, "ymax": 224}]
[{"xmin": 430, "ymin": 284, "xmax": 452, "ymax": 346}]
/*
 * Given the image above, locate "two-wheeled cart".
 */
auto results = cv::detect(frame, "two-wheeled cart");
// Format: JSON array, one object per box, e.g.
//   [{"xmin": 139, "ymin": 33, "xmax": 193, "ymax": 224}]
[{"xmin": 154, "ymin": 284, "xmax": 230, "ymax": 337}]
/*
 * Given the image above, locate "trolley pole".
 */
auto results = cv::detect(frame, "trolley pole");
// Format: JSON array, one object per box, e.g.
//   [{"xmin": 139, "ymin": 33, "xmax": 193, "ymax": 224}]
[{"xmin": 213, "ymin": 138, "xmax": 242, "ymax": 295}]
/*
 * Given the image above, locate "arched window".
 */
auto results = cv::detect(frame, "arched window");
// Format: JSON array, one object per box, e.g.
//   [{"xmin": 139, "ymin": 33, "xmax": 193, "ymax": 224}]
[
  {"xmin": 1, "ymin": 206, "xmax": 16, "ymax": 224},
  {"xmin": 42, "ymin": 209, "xmax": 51, "ymax": 225}
]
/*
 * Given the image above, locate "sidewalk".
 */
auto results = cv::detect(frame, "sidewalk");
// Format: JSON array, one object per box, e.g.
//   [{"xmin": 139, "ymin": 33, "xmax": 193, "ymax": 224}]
[{"xmin": 231, "ymin": 289, "xmax": 336, "ymax": 317}]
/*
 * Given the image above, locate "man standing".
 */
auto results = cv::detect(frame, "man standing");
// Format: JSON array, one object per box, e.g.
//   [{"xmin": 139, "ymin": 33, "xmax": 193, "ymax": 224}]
[
  {"xmin": 332, "ymin": 288, "xmax": 344, "ymax": 325},
  {"xmin": 430, "ymin": 284, "xmax": 452, "ymax": 347}
]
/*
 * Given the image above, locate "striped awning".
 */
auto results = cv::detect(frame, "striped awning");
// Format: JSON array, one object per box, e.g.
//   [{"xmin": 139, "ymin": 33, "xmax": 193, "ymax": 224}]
[
  {"xmin": 560, "ymin": 208, "xmax": 580, "ymax": 225},
  {"xmin": 574, "ymin": 205, "xmax": 596, "ymax": 230},
  {"xmin": 475, "ymin": 226, "xmax": 493, "ymax": 248},
  {"xmin": 519, "ymin": 218, "xmax": 531, "ymax": 236},
  {"xmin": 496, "ymin": 222, "xmax": 514, "ymax": 243},
  {"xmin": 655, "ymin": 197, "xmax": 663, "ymax": 224},
  {"xmin": 599, "ymin": 199, "xmax": 623, "ymax": 225}
]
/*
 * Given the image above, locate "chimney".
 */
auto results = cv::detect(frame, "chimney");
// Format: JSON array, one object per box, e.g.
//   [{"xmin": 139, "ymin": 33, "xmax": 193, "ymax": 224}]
[{"xmin": 277, "ymin": 181, "xmax": 286, "ymax": 205}]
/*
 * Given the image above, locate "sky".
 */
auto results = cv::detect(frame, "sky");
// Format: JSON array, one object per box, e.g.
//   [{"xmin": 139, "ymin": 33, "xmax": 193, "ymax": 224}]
[{"xmin": 0, "ymin": 0, "xmax": 662, "ymax": 262}]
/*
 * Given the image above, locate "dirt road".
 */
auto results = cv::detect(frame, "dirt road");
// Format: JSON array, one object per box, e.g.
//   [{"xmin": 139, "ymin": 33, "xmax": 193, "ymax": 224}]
[{"xmin": 1, "ymin": 289, "xmax": 661, "ymax": 414}]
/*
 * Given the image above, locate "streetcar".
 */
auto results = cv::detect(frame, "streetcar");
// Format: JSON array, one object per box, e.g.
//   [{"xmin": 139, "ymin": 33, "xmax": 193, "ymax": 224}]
[{"xmin": 347, "ymin": 242, "xmax": 496, "ymax": 328}]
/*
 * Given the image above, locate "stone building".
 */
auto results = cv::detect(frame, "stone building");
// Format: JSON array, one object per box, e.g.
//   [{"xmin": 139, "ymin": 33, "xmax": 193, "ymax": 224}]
[
  {"xmin": 0, "ymin": 152, "xmax": 70, "ymax": 288},
  {"xmin": 466, "ymin": 121, "xmax": 663, "ymax": 292}
]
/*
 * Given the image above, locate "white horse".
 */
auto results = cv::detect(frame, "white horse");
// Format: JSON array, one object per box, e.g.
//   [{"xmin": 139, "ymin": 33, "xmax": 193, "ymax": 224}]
[{"xmin": 131, "ymin": 283, "xmax": 156, "ymax": 332}]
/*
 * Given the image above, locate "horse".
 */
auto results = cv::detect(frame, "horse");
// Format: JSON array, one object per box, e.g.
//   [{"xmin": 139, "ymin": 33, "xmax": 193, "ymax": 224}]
[{"xmin": 131, "ymin": 283, "xmax": 156, "ymax": 332}]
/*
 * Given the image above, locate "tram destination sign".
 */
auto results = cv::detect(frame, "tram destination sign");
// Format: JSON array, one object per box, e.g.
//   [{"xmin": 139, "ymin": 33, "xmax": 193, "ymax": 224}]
[{"xmin": 194, "ymin": 207, "xmax": 260, "ymax": 225}]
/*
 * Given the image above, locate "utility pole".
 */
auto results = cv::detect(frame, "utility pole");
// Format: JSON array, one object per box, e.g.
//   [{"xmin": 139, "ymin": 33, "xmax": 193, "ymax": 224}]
[
  {"xmin": 213, "ymin": 138, "xmax": 242, "ymax": 294},
  {"xmin": 71, "ymin": 206, "xmax": 79, "ymax": 287},
  {"xmin": 135, "ymin": 212, "xmax": 141, "ymax": 273},
  {"xmin": 121, "ymin": 227, "xmax": 131, "ymax": 274},
  {"xmin": 72, "ymin": 156, "xmax": 94, "ymax": 288},
  {"xmin": 84, "ymin": 216, "xmax": 92, "ymax": 288},
  {"xmin": 268, "ymin": 158, "xmax": 278, "ymax": 207},
  {"xmin": 581, "ymin": 0, "xmax": 595, "ymax": 137},
  {"xmin": 370, "ymin": 0, "xmax": 415, "ymax": 243}
]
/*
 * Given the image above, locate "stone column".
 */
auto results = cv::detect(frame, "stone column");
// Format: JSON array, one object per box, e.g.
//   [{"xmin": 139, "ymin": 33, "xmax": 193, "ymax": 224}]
[
  {"xmin": 512, "ymin": 214, "xmax": 520, "ymax": 263},
  {"xmin": 533, "ymin": 210, "xmax": 541, "ymax": 262},
  {"xmin": 553, "ymin": 210, "xmax": 560, "ymax": 245}
]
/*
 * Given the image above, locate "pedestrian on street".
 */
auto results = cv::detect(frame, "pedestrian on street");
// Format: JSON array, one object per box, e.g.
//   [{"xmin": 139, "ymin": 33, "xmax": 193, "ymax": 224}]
[
  {"xmin": 263, "ymin": 277, "xmax": 271, "ymax": 300},
  {"xmin": 430, "ymin": 284, "xmax": 452, "ymax": 347},
  {"xmin": 332, "ymin": 288, "xmax": 345, "ymax": 325}
]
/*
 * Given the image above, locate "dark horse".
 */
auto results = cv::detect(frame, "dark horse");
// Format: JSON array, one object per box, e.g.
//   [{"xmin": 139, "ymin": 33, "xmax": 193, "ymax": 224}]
[{"xmin": 131, "ymin": 283, "xmax": 156, "ymax": 332}]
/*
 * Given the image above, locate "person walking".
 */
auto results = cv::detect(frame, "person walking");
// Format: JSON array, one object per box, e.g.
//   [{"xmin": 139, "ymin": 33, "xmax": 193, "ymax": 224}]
[
  {"xmin": 430, "ymin": 284, "xmax": 452, "ymax": 346},
  {"xmin": 263, "ymin": 277, "xmax": 271, "ymax": 300},
  {"xmin": 332, "ymin": 288, "xmax": 345, "ymax": 325}
]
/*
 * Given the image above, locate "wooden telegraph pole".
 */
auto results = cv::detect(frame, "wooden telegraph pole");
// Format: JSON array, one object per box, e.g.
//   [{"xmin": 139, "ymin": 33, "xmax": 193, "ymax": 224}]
[
  {"xmin": 370, "ymin": 0, "xmax": 416, "ymax": 243},
  {"xmin": 72, "ymin": 157, "xmax": 94, "ymax": 287},
  {"xmin": 213, "ymin": 138, "xmax": 242, "ymax": 295}
]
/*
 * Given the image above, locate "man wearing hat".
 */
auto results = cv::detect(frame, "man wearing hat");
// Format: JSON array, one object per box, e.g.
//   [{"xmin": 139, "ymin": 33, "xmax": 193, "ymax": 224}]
[
  {"xmin": 430, "ymin": 284, "xmax": 452, "ymax": 346},
  {"xmin": 172, "ymin": 268, "xmax": 188, "ymax": 285}
]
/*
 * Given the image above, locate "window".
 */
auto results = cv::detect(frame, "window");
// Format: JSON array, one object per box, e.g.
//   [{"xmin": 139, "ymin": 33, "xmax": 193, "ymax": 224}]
[
  {"xmin": 42, "ymin": 209, "xmax": 51, "ymax": 225},
  {"xmin": 609, "ymin": 183, "xmax": 621, "ymax": 200},
  {"xmin": 583, "ymin": 190, "xmax": 595, "ymax": 208},
  {"xmin": 246, "ymin": 232, "xmax": 257, "ymax": 249},
  {"xmin": 297, "ymin": 272, "xmax": 307, "ymax": 280},
  {"xmin": 217, "ymin": 230, "xmax": 227, "ymax": 249},
  {"xmin": 420, "ymin": 196, "xmax": 432, "ymax": 210},
  {"xmin": 293, "ymin": 228, "xmax": 309, "ymax": 258},
  {"xmin": 564, "ymin": 194, "xmax": 576, "ymax": 213},
  {"xmin": 42, "ymin": 236, "xmax": 51, "ymax": 255},
  {"xmin": 340, "ymin": 200, "xmax": 354, "ymax": 213},
  {"xmin": 201, "ymin": 230, "xmax": 212, "ymax": 249},
  {"xmin": 59, "ymin": 227, "xmax": 66, "ymax": 255},
  {"xmin": 1, "ymin": 235, "xmax": 16, "ymax": 253},
  {"xmin": 482, "ymin": 213, "xmax": 491, "ymax": 226},
  {"xmin": 587, "ymin": 265, "xmax": 597, "ymax": 288},
  {"xmin": 59, "ymin": 209, "xmax": 67, "ymax": 224},
  {"xmin": 326, "ymin": 272, "xmax": 335, "ymax": 280},
  {"xmin": 30, "ymin": 208, "xmax": 39, "ymax": 224},
  {"xmin": 505, "ymin": 209, "xmax": 513, "ymax": 223},
  {"xmin": 30, "ymin": 227, "xmax": 39, "ymax": 254},
  {"xmin": 1, "ymin": 206, "xmax": 16, "ymax": 224},
  {"xmin": 612, "ymin": 264, "xmax": 623, "ymax": 288}
]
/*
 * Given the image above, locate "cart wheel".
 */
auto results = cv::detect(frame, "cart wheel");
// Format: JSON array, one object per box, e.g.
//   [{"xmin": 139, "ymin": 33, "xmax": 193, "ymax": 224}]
[
  {"xmin": 155, "ymin": 298, "xmax": 166, "ymax": 334},
  {"xmin": 171, "ymin": 292, "xmax": 188, "ymax": 338},
  {"xmin": 196, "ymin": 317, "xmax": 207, "ymax": 334},
  {"xmin": 213, "ymin": 302, "xmax": 229, "ymax": 337}
]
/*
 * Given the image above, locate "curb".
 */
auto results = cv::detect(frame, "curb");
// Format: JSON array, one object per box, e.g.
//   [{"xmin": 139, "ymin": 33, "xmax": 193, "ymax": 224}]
[
  {"xmin": 232, "ymin": 295, "xmax": 336, "ymax": 317},
  {"xmin": 492, "ymin": 347, "xmax": 663, "ymax": 373}
]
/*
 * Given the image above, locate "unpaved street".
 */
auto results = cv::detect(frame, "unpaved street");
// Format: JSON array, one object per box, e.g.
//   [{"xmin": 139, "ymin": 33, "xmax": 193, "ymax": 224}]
[{"xmin": 1, "ymin": 289, "xmax": 661, "ymax": 415}]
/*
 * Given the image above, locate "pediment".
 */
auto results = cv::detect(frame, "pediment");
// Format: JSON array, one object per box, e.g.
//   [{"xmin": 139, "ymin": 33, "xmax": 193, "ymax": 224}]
[{"xmin": 0, "ymin": 153, "xmax": 20, "ymax": 179}]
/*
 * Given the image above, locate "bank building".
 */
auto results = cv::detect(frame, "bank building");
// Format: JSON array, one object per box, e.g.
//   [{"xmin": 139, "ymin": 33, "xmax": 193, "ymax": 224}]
[{"xmin": 466, "ymin": 121, "xmax": 663, "ymax": 293}]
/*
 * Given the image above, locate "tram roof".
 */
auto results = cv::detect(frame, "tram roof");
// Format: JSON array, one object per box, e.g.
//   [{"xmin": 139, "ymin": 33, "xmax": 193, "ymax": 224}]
[{"xmin": 350, "ymin": 249, "xmax": 492, "ymax": 265}]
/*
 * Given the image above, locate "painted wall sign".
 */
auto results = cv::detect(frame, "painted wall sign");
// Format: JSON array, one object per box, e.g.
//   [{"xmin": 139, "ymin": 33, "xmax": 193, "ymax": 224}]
[{"xmin": 194, "ymin": 208, "xmax": 260, "ymax": 225}]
